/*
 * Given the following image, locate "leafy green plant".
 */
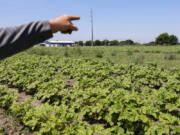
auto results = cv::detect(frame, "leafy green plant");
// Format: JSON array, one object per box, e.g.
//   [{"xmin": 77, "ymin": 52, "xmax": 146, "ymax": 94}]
[
  {"xmin": 135, "ymin": 55, "xmax": 145, "ymax": 64},
  {"xmin": 176, "ymin": 50, "xmax": 180, "ymax": 54},
  {"xmin": 127, "ymin": 50, "xmax": 133, "ymax": 56},
  {"xmin": 164, "ymin": 54, "xmax": 176, "ymax": 60},
  {"xmin": 0, "ymin": 127, "xmax": 6, "ymax": 135},
  {"xmin": 111, "ymin": 51, "xmax": 117, "ymax": 56},
  {"xmin": 0, "ymin": 53, "xmax": 180, "ymax": 134},
  {"xmin": 95, "ymin": 50, "xmax": 104, "ymax": 58},
  {"xmin": 75, "ymin": 47, "xmax": 82, "ymax": 56},
  {"xmin": 64, "ymin": 51, "xmax": 69, "ymax": 57}
]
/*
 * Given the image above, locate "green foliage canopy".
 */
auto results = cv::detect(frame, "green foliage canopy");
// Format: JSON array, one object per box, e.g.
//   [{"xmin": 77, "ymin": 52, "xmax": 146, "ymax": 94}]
[
  {"xmin": 155, "ymin": 33, "xmax": 178, "ymax": 45},
  {"xmin": 110, "ymin": 40, "xmax": 119, "ymax": 46},
  {"xmin": 102, "ymin": 40, "xmax": 110, "ymax": 46},
  {"xmin": 77, "ymin": 41, "xmax": 84, "ymax": 46},
  {"xmin": 119, "ymin": 40, "xmax": 135, "ymax": 45},
  {"xmin": 94, "ymin": 40, "xmax": 102, "ymax": 46},
  {"xmin": 85, "ymin": 40, "xmax": 92, "ymax": 46},
  {"xmin": 169, "ymin": 35, "xmax": 178, "ymax": 45},
  {"xmin": 0, "ymin": 53, "xmax": 180, "ymax": 134}
]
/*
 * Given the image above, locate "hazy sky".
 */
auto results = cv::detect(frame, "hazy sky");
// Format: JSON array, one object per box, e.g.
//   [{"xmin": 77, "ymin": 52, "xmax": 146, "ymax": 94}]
[{"xmin": 0, "ymin": 0, "xmax": 180, "ymax": 43}]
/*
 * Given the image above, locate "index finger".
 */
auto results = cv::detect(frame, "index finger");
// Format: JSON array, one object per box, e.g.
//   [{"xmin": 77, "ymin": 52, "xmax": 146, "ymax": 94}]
[{"xmin": 68, "ymin": 16, "xmax": 80, "ymax": 21}]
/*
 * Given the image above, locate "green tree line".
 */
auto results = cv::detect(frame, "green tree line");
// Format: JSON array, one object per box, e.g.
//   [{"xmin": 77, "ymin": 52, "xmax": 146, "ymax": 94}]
[{"xmin": 76, "ymin": 33, "xmax": 179, "ymax": 46}]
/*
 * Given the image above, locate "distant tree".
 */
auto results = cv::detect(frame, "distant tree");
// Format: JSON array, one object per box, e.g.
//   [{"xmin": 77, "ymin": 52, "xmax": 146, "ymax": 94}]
[
  {"xmin": 134, "ymin": 42, "xmax": 142, "ymax": 45},
  {"xmin": 85, "ymin": 41, "xmax": 91, "ymax": 46},
  {"xmin": 126, "ymin": 40, "xmax": 134, "ymax": 45},
  {"xmin": 75, "ymin": 41, "xmax": 78, "ymax": 45},
  {"xmin": 110, "ymin": 40, "xmax": 119, "ymax": 46},
  {"xmin": 155, "ymin": 33, "xmax": 179, "ymax": 45},
  {"xmin": 94, "ymin": 40, "xmax": 102, "ymax": 46},
  {"xmin": 77, "ymin": 41, "xmax": 84, "ymax": 46},
  {"xmin": 169, "ymin": 35, "xmax": 178, "ymax": 45},
  {"xmin": 102, "ymin": 40, "xmax": 110, "ymax": 46},
  {"xmin": 155, "ymin": 33, "xmax": 170, "ymax": 45},
  {"xmin": 144, "ymin": 41, "xmax": 155, "ymax": 46},
  {"xmin": 119, "ymin": 40, "xmax": 134, "ymax": 45},
  {"xmin": 119, "ymin": 41, "xmax": 124, "ymax": 45}
]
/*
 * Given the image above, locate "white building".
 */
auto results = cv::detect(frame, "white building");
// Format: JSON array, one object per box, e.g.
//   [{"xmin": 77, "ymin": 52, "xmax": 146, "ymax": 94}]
[{"xmin": 40, "ymin": 41, "xmax": 75, "ymax": 47}]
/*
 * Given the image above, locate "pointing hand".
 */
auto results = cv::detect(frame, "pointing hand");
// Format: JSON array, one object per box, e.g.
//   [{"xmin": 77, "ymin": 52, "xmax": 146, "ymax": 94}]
[{"xmin": 49, "ymin": 15, "xmax": 80, "ymax": 34}]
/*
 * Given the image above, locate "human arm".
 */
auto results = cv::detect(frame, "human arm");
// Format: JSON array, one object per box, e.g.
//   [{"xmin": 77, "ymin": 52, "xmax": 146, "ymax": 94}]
[{"xmin": 0, "ymin": 15, "xmax": 80, "ymax": 59}]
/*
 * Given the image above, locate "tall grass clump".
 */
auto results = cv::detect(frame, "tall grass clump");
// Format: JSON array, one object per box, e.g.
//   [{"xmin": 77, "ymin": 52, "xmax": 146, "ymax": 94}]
[
  {"xmin": 135, "ymin": 55, "xmax": 145, "ymax": 64},
  {"xmin": 164, "ymin": 54, "xmax": 176, "ymax": 60},
  {"xmin": 155, "ymin": 51, "xmax": 161, "ymax": 53},
  {"xmin": 176, "ymin": 50, "xmax": 180, "ymax": 54},
  {"xmin": 134, "ymin": 50, "xmax": 140, "ymax": 53},
  {"xmin": 111, "ymin": 51, "xmax": 117, "ymax": 56},
  {"xmin": 74, "ymin": 47, "xmax": 82, "ymax": 56},
  {"xmin": 64, "ymin": 48, "xmax": 70, "ymax": 57},
  {"xmin": 127, "ymin": 50, "xmax": 133, "ymax": 56},
  {"xmin": 95, "ymin": 50, "xmax": 104, "ymax": 58}
]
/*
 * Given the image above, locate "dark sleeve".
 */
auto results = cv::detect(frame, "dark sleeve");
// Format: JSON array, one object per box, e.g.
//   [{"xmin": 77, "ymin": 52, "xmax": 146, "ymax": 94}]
[{"xmin": 0, "ymin": 21, "xmax": 53, "ymax": 59}]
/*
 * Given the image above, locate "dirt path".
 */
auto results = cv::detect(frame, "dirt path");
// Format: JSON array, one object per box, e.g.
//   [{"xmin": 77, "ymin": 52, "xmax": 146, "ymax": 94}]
[
  {"xmin": 0, "ymin": 84, "xmax": 42, "ymax": 106},
  {"xmin": 0, "ymin": 84, "xmax": 42, "ymax": 135},
  {"xmin": 17, "ymin": 92, "xmax": 42, "ymax": 106}
]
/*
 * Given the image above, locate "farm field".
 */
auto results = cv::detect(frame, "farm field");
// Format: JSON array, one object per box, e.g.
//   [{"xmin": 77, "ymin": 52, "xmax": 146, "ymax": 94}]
[
  {"xmin": 28, "ymin": 46, "xmax": 180, "ymax": 69},
  {"xmin": 0, "ymin": 46, "xmax": 179, "ymax": 134}
]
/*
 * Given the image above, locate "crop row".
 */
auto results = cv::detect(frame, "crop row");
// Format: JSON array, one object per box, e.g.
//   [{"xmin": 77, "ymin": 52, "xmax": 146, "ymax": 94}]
[{"xmin": 0, "ymin": 53, "xmax": 179, "ymax": 134}]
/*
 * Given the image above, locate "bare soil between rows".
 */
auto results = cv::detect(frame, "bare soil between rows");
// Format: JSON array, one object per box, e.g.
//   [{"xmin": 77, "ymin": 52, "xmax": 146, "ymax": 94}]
[
  {"xmin": 0, "ymin": 84, "xmax": 43, "ymax": 106},
  {"xmin": 0, "ymin": 109, "xmax": 27, "ymax": 135},
  {"xmin": 0, "ymin": 84, "xmax": 42, "ymax": 135}
]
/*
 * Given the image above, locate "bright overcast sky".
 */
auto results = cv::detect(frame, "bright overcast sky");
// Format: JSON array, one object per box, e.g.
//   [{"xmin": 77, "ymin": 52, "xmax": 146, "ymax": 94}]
[{"xmin": 0, "ymin": 0, "xmax": 180, "ymax": 43}]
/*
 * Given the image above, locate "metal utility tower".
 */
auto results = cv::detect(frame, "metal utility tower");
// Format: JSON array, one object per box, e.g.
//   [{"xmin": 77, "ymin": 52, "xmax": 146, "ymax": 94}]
[{"xmin": 91, "ymin": 9, "xmax": 94, "ymax": 46}]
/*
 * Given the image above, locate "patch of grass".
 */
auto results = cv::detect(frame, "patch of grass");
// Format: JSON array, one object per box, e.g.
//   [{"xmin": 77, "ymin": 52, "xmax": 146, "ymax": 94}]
[
  {"xmin": 135, "ymin": 55, "xmax": 145, "ymax": 64},
  {"xmin": 64, "ymin": 48, "xmax": 69, "ymax": 57},
  {"xmin": 134, "ymin": 50, "xmax": 140, "ymax": 53},
  {"xmin": 164, "ymin": 54, "xmax": 176, "ymax": 60},
  {"xmin": 144, "ymin": 51, "xmax": 151, "ymax": 53},
  {"xmin": 106, "ymin": 58, "xmax": 111, "ymax": 63},
  {"xmin": 75, "ymin": 47, "xmax": 82, "ymax": 56},
  {"xmin": 155, "ymin": 51, "xmax": 161, "ymax": 53},
  {"xmin": 95, "ymin": 50, "xmax": 104, "ymax": 58},
  {"xmin": 176, "ymin": 50, "xmax": 180, "ymax": 54},
  {"xmin": 26, "ymin": 46, "xmax": 180, "ymax": 69},
  {"xmin": 127, "ymin": 50, "xmax": 133, "ymax": 56},
  {"xmin": 0, "ymin": 127, "xmax": 6, "ymax": 135},
  {"xmin": 111, "ymin": 51, "xmax": 117, "ymax": 56}
]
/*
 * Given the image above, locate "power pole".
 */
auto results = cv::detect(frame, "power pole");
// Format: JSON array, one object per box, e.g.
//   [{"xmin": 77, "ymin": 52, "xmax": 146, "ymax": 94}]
[{"xmin": 91, "ymin": 8, "xmax": 94, "ymax": 46}]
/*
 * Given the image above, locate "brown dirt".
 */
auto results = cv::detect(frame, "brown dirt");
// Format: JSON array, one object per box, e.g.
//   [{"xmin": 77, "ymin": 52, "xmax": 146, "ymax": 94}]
[
  {"xmin": 0, "ymin": 84, "xmax": 40, "ymax": 135},
  {"xmin": 0, "ymin": 109, "xmax": 23, "ymax": 135},
  {"xmin": 17, "ymin": 92, "xmax": 32, "ymax": 102},
  {"xmin": 112, "ymin": 73, "xmax": 124, "ymax": 77},
  {"xmin": 0, "ymin": 109, "xmax": 35, "ymax": 135},
  {"xmin": 66, "ymin": 79, "xmax": 76, "ymax": 87},
  {"xmin": 0, "ymin": 84, "xmax": 42, "ymax": 106},
  {"xmin": 17, "ymin": 92, "xmax": 42, "ymax": 106}
]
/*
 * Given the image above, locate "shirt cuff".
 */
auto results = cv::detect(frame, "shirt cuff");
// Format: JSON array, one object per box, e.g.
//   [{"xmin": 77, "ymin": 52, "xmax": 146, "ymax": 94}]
[{"xmin": 41, "ymin": 20, "xmax": 53, "ymax": 38}]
